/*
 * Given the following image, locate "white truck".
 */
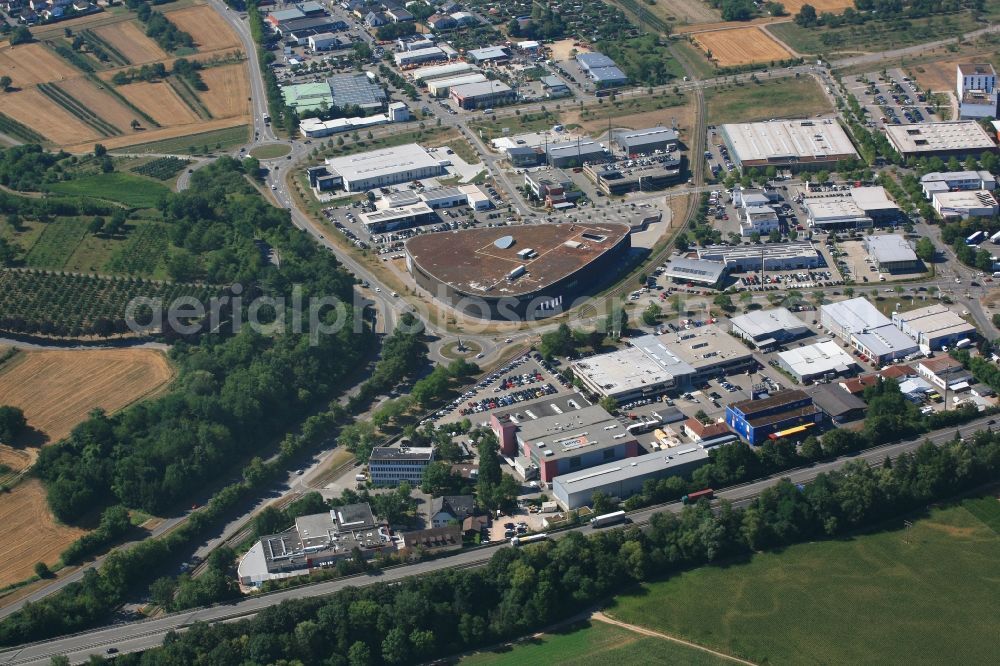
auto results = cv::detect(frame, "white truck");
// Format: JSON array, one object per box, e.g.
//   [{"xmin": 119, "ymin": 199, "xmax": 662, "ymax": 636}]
[
  {"xmin": 590, "ymin": 510, "xmax": 628, "ymax": 528},
  {"xmin": 510, "ymin": 533, "xmax": 548, "ymax": 547}
]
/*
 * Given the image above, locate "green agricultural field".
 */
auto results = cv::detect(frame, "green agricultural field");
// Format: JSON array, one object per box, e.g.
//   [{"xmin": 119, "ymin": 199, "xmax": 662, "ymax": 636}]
[
  {"xmin": 64, "ymin": 219, "xmax": 163, "ymax": 276},
  {"xmin": 45, "ymin": 173, "xmax": 171, "ymax": 208},
  {"xmin": 463, "ymin": 620, "xmax": 729, "ymax": 666},
  {"xmin": 768, "ymin": 12, "xmax": 980, "ymax": 56},
  {"xmin": 606, "ymin": 498, "xmax": 1000, "ymax": 665},
  {"xmin": 705, "ymin": 76, "xmax": 832, "ymax": 125},
  {"xmin": 114, "ymin": 125, "xmax": 250, "ymax": 155},
  {"xmin": 23, "ymin": 218, "xmax": 89, "ymax": 269},
  {"xmin": 104, "ymin": 222, "xmax": 171, "ymax": 278},
  {"xmin": 0, "ymin": 219, "xmax": 47, "ymax": 250},
  {"xmin": 131, "ymin": 156, "xmax": 191, "ymax": 181}
]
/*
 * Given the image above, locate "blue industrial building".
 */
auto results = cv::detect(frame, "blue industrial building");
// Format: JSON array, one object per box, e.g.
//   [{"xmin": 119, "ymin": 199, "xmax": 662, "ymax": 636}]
[{"xmin": 725, "ymin": 390, "xmax": 821, "ymax": 445}]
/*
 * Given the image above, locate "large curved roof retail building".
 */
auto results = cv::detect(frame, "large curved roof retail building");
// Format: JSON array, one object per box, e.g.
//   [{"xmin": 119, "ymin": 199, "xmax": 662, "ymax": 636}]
[{"xmin": 405, "ymin": 222, "xmax": 631, "ymax": 320}]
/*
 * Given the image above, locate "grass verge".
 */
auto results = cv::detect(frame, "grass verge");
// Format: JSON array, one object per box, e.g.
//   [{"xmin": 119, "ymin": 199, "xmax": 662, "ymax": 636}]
[
  {"xmin": 705, "ymin": 76, "xmax": 832, "ymax": 124},
  {"xmin": 112, "ymin": 124, "xmax": 249, "ymax": 154},
  {"xmin": 462, "ymin": 620, "xmax": 730, "ymax": 665},
  {"xmin": 249, "ymin": 143, "xmax": 292, "ymax": 159}
]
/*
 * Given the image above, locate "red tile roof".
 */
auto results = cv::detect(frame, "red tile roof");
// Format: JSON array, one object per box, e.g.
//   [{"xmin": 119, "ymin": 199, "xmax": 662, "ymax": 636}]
[{"xmin": 684, "ymin": 417, "xmax": 731, "ymax": 439}]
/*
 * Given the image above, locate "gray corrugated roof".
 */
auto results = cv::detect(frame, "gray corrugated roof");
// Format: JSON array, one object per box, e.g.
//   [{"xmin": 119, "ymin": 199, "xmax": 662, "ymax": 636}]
[
  {"xmin": 809, "ymin": 384, "xmax": 866, "ymax": 416},
  {"xmin": 663, "ymin": 257, "xmax": 725, "ymax": 283},
  {"xmin": 577, "ymin": 52, "xmax": 615, "ymax": 69},
  {"xmin": 589, "ymin": 66, "xmax": 628, "ymax": 82}
]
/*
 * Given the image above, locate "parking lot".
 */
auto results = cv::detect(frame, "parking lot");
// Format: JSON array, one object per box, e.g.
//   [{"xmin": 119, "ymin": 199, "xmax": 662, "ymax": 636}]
[
  {"xmin": 842, "ymin": 68, "xmax": 942, "ymax": 130},
  {"xmin": 432, "ymin": 352, "xmax": 575, "ymax": 428},
  {"xmin": 705, "ymin": 125, "xmax": 739, "ymax": 181},
  {"xmin": 734, "ymin": 266, "xmax": 841, "ymax": 291},
  {"xmin": 835, "ymin": 236, "xmax": 928, "ymax": 284}
]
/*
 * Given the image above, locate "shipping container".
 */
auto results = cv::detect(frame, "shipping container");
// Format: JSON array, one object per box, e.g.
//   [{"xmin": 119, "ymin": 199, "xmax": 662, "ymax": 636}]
[{"xmin": 682, "ymin": 488, "xmax": 714, "ymax": 504}]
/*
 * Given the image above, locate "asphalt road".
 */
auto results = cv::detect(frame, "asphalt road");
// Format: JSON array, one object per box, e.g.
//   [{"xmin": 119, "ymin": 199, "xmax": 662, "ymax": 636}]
[{"xmin": 0, "ymin": 413, "xmax": 992, "ymax": 665}]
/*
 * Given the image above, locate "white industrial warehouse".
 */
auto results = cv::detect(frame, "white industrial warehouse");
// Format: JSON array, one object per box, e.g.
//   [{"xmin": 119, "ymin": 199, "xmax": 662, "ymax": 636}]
[
  {"xmin": 931, "ymin": 190, "xmax": 998, "ymax": 218},
  {"xmin": 719, "ymin": 119, "xmax": 858, "ymax": 170},
  {"xmin": 319, "ymin": 143, "xmax": 445, "ymax": 192},
  {"xmin": 884, "ymin": 120, "xmax": 997, "ymax": 158},
  {"xmin": 778, "ymin": 340, "xmax": 858, "ymax": 383},
  {"xmin": 730, "ymin": 308, "xmax": 810, "ymax": 350},
  {"xmin": 864, "ymin": 234, "xmax": 920, "ymax": 273},
  {"xmin": 803, "ymin": 187, "xmax": 900, "ymax": 230},
  {"xmin": 552, "ymin": 447, "xmax": 710, "ymax": 510},
  {"xmin": 891, "ymin": 304, "xmax": 977, "ymax": 351},
  {"xmin": 820, "ymin": 297, "xmax": 891, "ymax": 341}
]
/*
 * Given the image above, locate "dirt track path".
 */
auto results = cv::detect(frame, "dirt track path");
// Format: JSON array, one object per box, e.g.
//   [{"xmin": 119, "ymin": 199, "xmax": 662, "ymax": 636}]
[
  {"xmin": 592, "ymin": 611, "xmax": 758, "ymax": 666},
  {"xmin": 673, "ymin": 16, "xmax": 791, "ymax": 34},
  {"xmin": 760, "ymin": 24, "xmax": 803, "ymax": 58}
]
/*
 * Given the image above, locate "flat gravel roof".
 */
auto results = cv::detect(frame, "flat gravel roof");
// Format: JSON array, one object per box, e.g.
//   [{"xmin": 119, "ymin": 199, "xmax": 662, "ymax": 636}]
[{"xmin": 405, "ymin": 222, "xmax": 629, "ymax": 297}]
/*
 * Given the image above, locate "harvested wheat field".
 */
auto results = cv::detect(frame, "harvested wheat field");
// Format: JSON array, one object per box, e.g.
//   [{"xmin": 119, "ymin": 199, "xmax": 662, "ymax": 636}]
[
  {"xmin": 694, "ymin": 26, "xmax": 793, "ymax": 66},
  {"xmin": 65, "ymin": 116, "xmax": 247, "ymax": 153},
  {"xmin": 59, "ymin": 78, "xmax": 141, "ymax": 134},
  {"xmin": 0, "ymin": 445, "xmax": 33, "ymax": 474},
  {"xmin": 0, "ymin": 479, "xmax": 86, "ymax": 586},
  {"xmin": 0, "ymin": 42, "xmax": 79, "ymax": 86},
  {"xmin": 199, "ymin": 64, "xmax": 251, "ymax": 118},
  {"xmin": 166, "ymin": 4, "xmax": 241, "ymax": 50},
  {"xmin": 0, "ymin": 348, "xmax": 173, "ymax": 445},
  {"xmin": 781, "ymin": 0, "xmax": 854, "ymax": 13},
  {"xmin": 0, "ymin": 88, "xmax": 98, "ymax": 145},
  {"xmin": 117, "ymin": 80, "xmax": 201, "ymax": 126},
  {"xmin": 93, "ymin": 20, "xmax": 168, "ymax": 65}
]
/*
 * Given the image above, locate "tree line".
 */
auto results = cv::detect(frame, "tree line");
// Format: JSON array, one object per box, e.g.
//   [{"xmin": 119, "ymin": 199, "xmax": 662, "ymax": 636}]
[
  {"xmin": 81, "ymin": 429, "xmax": 1000, "ymax": 666},
  {"xmin": 125, "ymin": 0, "xmax": 194, "ymax": 53},
  {"xmin": 796, "ymin": 0, "xmax": 978, "ymax": 28}
]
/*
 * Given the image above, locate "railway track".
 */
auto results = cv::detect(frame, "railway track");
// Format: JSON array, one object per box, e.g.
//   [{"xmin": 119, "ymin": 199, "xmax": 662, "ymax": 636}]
[
  {"xmin": 188, "ymin": 492, "xmax": 304, "ymax": 579},
  {"xmin": 603, "ymin": 43, "xmax": 709, "ymax": 304}
]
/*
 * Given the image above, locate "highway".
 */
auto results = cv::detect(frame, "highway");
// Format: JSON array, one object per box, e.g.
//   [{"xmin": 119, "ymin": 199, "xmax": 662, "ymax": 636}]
[{"xmin": 0, "ymin": 414, "xmax": 993, "ymax": 665}]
